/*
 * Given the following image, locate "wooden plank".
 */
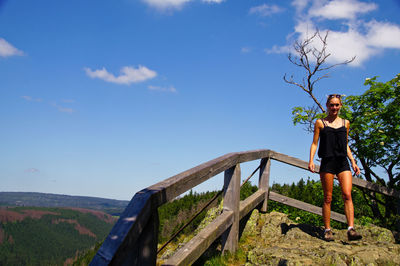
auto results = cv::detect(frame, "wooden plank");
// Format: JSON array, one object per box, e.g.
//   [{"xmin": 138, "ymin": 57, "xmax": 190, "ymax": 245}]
[
  {"xmin": 148, "ymin": 153, "xmax": 238, "ymax": 206},
  {"xmin": 163, "ymin": 211, "xmax": 234, "ymax": 266},
  {"xmin": 269, "ymin": 191, "xmax": 347, "ymax": 223},
  {"xmin": 239, "ymin": 189, "xmax": 266, "ymax": 219},
  {"xmin": 133, "ymin": 209, "xmax": 159, "ymax": 266},
  {"xmin": 259, "ymin": 158, "xmax": 271, "ymax": 212},
  {"xmin": 352, "ymin": 177, "xmax": 400, "ymax": 198},
  {"xmin": 90, "ymin": 189, "xmax": 155, "ymax": 265},
  {"xmin": 148, "ymin": 149, "xmax": 272, "ymax": 207},
  {"xmin": 270, "ymin": 151, "xmax": 320, "ymax": 173},
  {"xmin": 270, "ymin": 150, "xmax": 399, "ymax": 198},
  {"xmin": 221, "ymin": 164, "xmax": 241, "ymax": 254},
  {"xmin": 237, "ymin": 149, "xmax": 271, "ymax": 163}
]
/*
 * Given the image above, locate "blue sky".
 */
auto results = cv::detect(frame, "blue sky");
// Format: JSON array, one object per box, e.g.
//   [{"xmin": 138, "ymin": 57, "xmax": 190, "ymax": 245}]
[{"xmin": 1, "ymin": 0, "xmax": 400, "ymax": 200}]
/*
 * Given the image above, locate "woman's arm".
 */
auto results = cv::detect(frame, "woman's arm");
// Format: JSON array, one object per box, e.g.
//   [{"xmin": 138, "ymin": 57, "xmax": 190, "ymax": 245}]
[
  {"xmin": 345, "ymin": 120, "xmax": 361, "ymax": 176},
  {"xmin": 309, "ymin": 119, "xmax": 322, "ymax": 173}
]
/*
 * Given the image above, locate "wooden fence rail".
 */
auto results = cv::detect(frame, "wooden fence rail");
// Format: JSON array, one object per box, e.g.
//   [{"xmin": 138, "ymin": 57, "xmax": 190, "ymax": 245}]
[{"xmin": 90, "ymin": 149, "xmax": 399, "ymax": 266}]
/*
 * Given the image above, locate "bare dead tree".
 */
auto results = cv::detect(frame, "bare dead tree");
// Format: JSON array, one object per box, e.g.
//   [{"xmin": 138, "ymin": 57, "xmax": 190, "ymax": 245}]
[{"xmin": 284, "ymin": 30, "xmax": 356, "ymax": 113}]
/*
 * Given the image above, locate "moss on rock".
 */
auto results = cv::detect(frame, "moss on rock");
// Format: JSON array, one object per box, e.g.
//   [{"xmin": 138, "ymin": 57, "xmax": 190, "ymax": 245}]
[{"xmin": 159, "ymin": 208, "xmax": 400, "ymax": 265}]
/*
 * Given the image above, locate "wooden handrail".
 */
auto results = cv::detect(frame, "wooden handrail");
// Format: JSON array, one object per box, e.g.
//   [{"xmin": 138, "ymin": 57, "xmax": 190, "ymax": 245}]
[
  {"xmin": 90, "ymin": 149, "xmax": 399, "ymax": 266},
  {"xmin": 147, "ymin": 149, "xmax": 272, "ymax": 206}
]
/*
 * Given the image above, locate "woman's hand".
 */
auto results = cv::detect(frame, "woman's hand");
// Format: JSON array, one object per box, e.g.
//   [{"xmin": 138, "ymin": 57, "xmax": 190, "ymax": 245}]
[
  {"xmin": 308, "ymin": 161, "xmax": 315, "ymax": 173},
  {"xmin": 352, "ymin": 162, "xmax": 360, "ymax": 176}
]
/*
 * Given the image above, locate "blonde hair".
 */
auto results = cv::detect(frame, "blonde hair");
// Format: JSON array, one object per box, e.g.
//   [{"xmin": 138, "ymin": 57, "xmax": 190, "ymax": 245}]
[{"xmin": 326, "ymin": 94, "xmax": 342, "ymax": 105}]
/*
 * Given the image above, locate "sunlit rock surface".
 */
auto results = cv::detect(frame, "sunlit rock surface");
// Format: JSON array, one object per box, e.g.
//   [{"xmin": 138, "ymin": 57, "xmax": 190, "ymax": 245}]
[
  {"xmin": 159, "ymin": 208, "xmax": 399, "ymax": 265},
  {"xmin": 241, "ymin": 210, "xmax": 399, "ymax": 265}
]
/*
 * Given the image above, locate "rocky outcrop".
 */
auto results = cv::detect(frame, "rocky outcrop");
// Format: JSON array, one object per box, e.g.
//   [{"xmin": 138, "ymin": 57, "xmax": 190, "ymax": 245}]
[
  {"xmin": 241, "ymin": 210, "xmax": 400, "ymax": 265},
  {"xmin": 159, "ymin": 207, "xmax": 399, "ymax": 265}
]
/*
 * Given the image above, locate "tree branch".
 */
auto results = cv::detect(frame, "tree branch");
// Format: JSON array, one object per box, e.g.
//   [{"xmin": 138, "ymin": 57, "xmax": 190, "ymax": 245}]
[
  {"xmin": 369, "ymin": 168, "xmax": 387, "ymax": 187},
  {"xmin": 284, "ymin": 29, "xmax": 355, "ymax": 119}
]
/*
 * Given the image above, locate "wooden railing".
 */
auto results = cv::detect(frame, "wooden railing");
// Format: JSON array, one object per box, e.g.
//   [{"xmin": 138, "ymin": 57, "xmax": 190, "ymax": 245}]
[{"xmin": 90, "ymin": 149, "xmax": 400, "ymax": 266}]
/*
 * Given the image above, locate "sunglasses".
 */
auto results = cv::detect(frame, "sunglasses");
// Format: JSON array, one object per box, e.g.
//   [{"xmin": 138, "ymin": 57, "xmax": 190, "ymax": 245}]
[{"xmin": 328, "ymin": 94, "xmax": 341, "ymax": 99}]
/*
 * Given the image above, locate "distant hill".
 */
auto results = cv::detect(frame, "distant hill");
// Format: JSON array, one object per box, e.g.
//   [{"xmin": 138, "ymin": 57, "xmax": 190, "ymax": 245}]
[
  {"xmin": 0, "ymin": 206, "xmax": 117, "ymax": 265},
  {"xmin": 0, "ymin": 192, "xmax": 129, "ymax": 216}
]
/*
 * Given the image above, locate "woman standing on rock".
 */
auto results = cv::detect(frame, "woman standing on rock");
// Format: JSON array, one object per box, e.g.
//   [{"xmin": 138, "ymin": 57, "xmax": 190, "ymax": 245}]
[{"xmin": 308, "ymin": 94, "xmax": 362, "ymax": 241}]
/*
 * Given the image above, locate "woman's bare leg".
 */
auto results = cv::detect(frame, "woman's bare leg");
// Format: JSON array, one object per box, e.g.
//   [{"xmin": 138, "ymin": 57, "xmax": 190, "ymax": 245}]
[
  {"xmin": 320, "ymin": 172, "xmax": 335, "ymax": 229},
  {"xmin": 337, "ymin": 170, "xmax": 354, "ymax": 227}
]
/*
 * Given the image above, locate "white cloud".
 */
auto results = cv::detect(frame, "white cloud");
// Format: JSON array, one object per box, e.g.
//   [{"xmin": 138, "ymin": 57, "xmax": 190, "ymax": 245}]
[
  {"xmin": 51, "ymin": 102, "xmax": 75, "ymax": 114},
  {"xmin": 142, "ymin": 0, "xmax": 192, "ymax": 10},
  {"xmin": 292, "ymin": 21, "xmax": 370, "ymax": 65},
  {"xmin": 22, "ymin": 95, "xmax": 76, "ymax": 113},
  {"xmin": 142, "ymin": 0, "xmax": 224, "ymax": 11},
  {"xmin": 57, "ymin": 106, "xmax": 74, "ymax": 114},
  {"xmin": 0, "ymin": 38, "xmax": 24, "ymax": 57},
  {"xmin": 249, "ymin": 4, "xmax": 284, "ymax": 17},
  {"xmin": 366, "ymin": 20, "xmax": 400, "ymax": 49},
  {"xmin": 265, "ymin": 45, "xmax": 291, "ymax": 54},
  {"xmin": 308, "ymin": 0, "xmax": 377, "ymax": 20},
  {"xmin": 62, "ymin": 99, "xmax": 76, "ymax": 103},
  {"xmin": 241, "ymin": 47, "xmax": 251, "ymax": 53},
  {"xmin": 325, "ymin": 29, "xmax": 377, "ymax": 66},
  {"xmin": 84, "ymin": 65, "xmax": 157, "ymax": 85},
  {"xmin": 292, "ymin": 0, "xmax": 312, "ymax": 13},
  {"xmin": 291, "ymin": 24, "xmax": 378, "ymax": 66},
  {"xmin": 294, "ymin": 20, "xmax": 316, "ymax": 39},
  {"xmin": 148, "ymin": 85, "xmax": 177, "ymax": 93},
  {"xmin": 267, "ymin": 0, "xmax": 400, "ymax": 67},
  {"xmin": 21, "ymin": 95, "xmax": 43, "ymax": 102},
  {"xmin": 203, "ymin": 0, "xmax": 224, "ymax": 3}
]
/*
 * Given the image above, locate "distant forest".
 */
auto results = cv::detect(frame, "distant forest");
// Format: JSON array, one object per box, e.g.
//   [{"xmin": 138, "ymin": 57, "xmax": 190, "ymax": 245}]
[
  {"xmin": 0, "ymin": 207, "xmax": 115, "ymax": 265},
  {"xmin": 0, "ymin": 192, "xmax": 129, "ymax": 216}
]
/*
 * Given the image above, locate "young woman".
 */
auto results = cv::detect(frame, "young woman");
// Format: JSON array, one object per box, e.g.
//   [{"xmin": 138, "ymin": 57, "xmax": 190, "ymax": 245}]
[{"xmin": 308, "ymin": 94, "xmax": 362, "ymax": 241}]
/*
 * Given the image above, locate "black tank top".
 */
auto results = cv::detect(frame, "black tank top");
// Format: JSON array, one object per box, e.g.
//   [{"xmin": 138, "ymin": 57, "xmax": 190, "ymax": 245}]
[{"xmin": 318, "ymin": 118, "xmax": 347, "ymax": 158}]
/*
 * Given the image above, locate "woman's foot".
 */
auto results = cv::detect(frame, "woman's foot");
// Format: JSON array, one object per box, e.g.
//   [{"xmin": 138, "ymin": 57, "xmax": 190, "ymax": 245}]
[
  {"xmin": 324, "ymin": 229, "xmax": 334, "ymax": 241},
  {"xmin": 347, "ymin": 228, "xmax": 362, "ymax": 241}
]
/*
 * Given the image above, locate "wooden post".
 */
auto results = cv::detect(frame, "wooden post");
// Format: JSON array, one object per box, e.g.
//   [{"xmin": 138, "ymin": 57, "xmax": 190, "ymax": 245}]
[
  {"xmin": 259, "ymin": 157, "xmax": 271, "ymax": 213},
  {"xmin": 135, "ymin": 209, "xmax": 159, "ymax": 266},
  {"xmin": 107, "ymin": 198, "xmax": 159, "ymax": 266},
  {"xmin": 221, "ymin": 164, "xmax": 241, "ymax": 255}
]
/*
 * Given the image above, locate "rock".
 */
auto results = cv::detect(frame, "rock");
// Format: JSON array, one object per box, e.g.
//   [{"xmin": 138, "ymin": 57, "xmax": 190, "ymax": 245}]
[
  {"xmin": 239, "ymin": 211, "xmax": 400, "ymax": 265},
  {"xmin": 284, "ymin": 226, "xmax": 314, "ymax": 240},
  {"xmin": 242, "ymin": 209, "xmax": 259, "ymax": 237},
  {"xmin": 330, "ymin": 253, "xmax": 347, "ymax": 266},
  {"xmin": 159, "ymin": 208, "xmax": 399, "ymax": 265},
  {"xmin": 357, "ymin": 250, "xmax": 380, "ymax": 264},
  {"xmin": 364, "ymin": 224, "xmax": 396, "ymax": 243},
  {"xmin": 194, "ymin": 201, "xmax": 223, "ymax": 235}
]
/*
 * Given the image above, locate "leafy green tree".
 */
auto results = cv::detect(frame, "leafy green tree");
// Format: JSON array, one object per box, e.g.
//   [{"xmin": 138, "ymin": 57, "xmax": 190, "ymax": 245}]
[
  {"xmin": 240, "ymin": 181, "xmax": 258, "ymax": 200},
  {"xmin": 285, "ymin": 29, "xmax": 399, "ymax": 229},
  {"xmin": 341, "ymin": 74, "xmax": 400, "ymax": 227}
]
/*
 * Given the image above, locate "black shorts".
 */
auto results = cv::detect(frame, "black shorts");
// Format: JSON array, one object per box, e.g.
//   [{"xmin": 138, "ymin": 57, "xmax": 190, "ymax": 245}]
[{"xmin": 320, "ymin": 157, "xmax": 350, "ymax": 175}]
